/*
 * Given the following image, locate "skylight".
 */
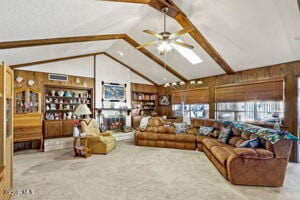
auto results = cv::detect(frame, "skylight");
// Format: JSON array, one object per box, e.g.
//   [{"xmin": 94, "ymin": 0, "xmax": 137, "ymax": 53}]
[{"xmin": 172, "ymin": 39, "xmax": 203, "ymax": 65}]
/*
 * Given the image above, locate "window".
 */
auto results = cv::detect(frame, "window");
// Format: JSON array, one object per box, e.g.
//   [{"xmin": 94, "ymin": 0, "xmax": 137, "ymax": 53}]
[
  {"xmin": 215, "ymin": 101, "xmax": 284, "ymax": 124},
  {"xmin": 172, "ymin": 104, "xmax": 209, "ymax": 118}
]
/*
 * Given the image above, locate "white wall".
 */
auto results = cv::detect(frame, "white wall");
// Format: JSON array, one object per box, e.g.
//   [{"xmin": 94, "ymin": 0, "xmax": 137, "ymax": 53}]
[
  {"xmin": 95, "ymin": 54, "xmax": 151, "ymax": 126},
  {"xmin": 20, "ymin": 57, "xmax": 94, "ymax": 78}
]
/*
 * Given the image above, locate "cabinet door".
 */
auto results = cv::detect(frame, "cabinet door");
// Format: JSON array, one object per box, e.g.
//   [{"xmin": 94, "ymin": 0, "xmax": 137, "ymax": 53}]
[
  {"xmin": 62, "ymin": 121, "xmax": 73, "ymax": 136},
  {"xmin": 44, "ymin": 121, "xmax": 62, "ymax": 138}
]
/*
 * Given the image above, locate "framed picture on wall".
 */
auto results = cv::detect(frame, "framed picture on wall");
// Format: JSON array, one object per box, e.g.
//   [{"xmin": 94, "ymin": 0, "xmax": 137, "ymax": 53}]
[
  {"xmin": 159, "ymin": 95, "xmax": 171, "ymax": 106},
  {"xmin": 102, "ymin": 81, "xmax": 126, "ymax": 102}
]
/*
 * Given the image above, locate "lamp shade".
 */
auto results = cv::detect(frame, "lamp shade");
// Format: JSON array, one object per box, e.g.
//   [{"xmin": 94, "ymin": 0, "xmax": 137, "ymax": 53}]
[{"xmin": 74, "ymin": 104, "xmax": 92, "ymax": 117}]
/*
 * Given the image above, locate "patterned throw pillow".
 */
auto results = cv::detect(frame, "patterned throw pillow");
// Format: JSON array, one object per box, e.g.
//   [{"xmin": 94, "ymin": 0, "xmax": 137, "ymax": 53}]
[
  {"xmin": 238, "ymin": 137, "xmax": 260, "ymax": 148},
  {"xmin": 174, "ymin": 122, "xmax": 187, "ymax": 134},
  {"xmin": 209, "ymin": 129, "xmax": 220, "ymax": 138},
  {"xmin": 198, "ymin": 126, "xmax": 214, "ymax": 135},
  {"xmin": 218, "ymin": 127, "xmax": 232, "ymax": 144},
  {"xmin": 139, "ymin": 116, "xmax": 150, "ymax": 129}
]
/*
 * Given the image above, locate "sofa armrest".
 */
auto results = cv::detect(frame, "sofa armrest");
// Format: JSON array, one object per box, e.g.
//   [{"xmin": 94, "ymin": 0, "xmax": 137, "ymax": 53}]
[
  {"xmin": 266, "ymin": 140, "xmax": 293, "ymax": 159},
  {"xmin": 234, "ymin": 148, "xmax": 274, "ymax": 160},
  {"xmin": 227, "ymin": 153, "xmax": 289, "ymax": 187},
  {"xmin": 101, "ymin": 132, "xmax": 112, "ymax": 137}
]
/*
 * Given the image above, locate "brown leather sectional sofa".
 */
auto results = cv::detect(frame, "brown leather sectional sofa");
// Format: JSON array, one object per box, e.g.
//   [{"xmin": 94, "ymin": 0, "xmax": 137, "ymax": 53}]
[
  {"xmin": 134, "ymin": 117, "xmax": 293, "ymax": 187},
  {"xmin": 135, "ymin": 117, "xmax": 196, "ymax": 150}
]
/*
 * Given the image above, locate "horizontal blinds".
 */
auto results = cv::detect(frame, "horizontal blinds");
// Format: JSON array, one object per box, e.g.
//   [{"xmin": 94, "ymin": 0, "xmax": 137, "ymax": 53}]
[
  {"xmin": 215, "ymin": 80, "xmax": 284, "ymax": 102},
  {"xmin": 172, "ymin": 88, "xmax": 210, "ymax": 104}
]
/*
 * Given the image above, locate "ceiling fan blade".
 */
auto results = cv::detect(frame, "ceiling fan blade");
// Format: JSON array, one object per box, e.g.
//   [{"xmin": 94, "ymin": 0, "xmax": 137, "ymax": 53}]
[
  {"xmin": 143, "ymin": 30, "xmax": 162, "ymax": 39},
  {"xmin": 172, "ymin": 41, "xmax": 194, "ymax": 50},
  {"xmin": 136, "ymin": 41, "xmax": 158, "ymax": 50},
  {"xmin": 171, "ymin": 27, "xmax": 194, "ymax": 38}
]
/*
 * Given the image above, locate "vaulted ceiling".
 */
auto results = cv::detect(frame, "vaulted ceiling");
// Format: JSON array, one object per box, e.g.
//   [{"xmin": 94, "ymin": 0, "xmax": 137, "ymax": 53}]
[{"xmin": 0, "ymin": 0, "xmax": 299, "ymax": 85}]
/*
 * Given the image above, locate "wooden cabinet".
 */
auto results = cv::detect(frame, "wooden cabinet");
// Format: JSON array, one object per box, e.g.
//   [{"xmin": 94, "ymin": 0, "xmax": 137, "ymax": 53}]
[
  {"xmin": 15, "ymin": 87, "xmax": 41, "ymax": 114},
  {"xmin": 44, "ymin": 120, "xmax": 73, "ymax": 138},
  {"xmin": 13, "ymin": 87, "xmax": 43, "ymax": 151},
  {"xmin": 43, "ymin": 85, "xmax": 93, "ymax": 139},
  {"xmin": 63, "ymin": 120, "xmax": 74, "ymax": 136},
  {"xmin": 0, "ymin": 62, "xmax": 13, "ymax": 200}
]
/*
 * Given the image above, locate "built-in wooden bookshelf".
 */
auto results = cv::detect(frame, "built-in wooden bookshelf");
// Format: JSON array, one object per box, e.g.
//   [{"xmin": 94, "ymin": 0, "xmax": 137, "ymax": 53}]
[
  {"xmin": 43, "ymin": 85, "xmax": 93, "ymax": 138},
  {"xmin": 131, "ymin": 88, "xmax": 158, "ymax": 116}
]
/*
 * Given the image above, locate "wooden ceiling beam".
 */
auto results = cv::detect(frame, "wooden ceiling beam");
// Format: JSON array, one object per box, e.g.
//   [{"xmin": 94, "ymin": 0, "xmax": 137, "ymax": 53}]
[
  {"xmin": 10, "ymin": 52, "xmax": 105, "ymax": 69},
  {"xmin": 1, "ymin": 33, "xmax": 186, "ymax": 81},
  {"xmin": 103, "ymin": 52, "xmax": 158, "ymax": 85},
  {"xmin": 102, "ymin": 0, "xmax": 151, "ymax": 3},
  {"xmin": 0, "ymin": 34, "xmax": 125, "ymax": 49},
  {"xmin": 151, "ymin": 0, "xmax": 234, "ymax": 74},
  {"xmin": 102, "ymin": 0, "xmax": 234, "ymax": 74},
  {"xmin": 124, "ymin": 35, "xmax": 188, "ymax": 82}
]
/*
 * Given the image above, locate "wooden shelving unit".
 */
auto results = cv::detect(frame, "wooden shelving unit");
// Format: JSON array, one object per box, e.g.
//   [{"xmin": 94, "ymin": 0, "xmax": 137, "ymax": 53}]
[{"xmin": 43, "ymin": 85, "xmax": 93, "ymax": 138}]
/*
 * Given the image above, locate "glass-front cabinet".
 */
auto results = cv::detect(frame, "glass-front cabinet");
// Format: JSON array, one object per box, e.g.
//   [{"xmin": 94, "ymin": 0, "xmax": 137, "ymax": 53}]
[{"xmin": 15, "ymin": 87, "xmax": 41, "ymax": 114}]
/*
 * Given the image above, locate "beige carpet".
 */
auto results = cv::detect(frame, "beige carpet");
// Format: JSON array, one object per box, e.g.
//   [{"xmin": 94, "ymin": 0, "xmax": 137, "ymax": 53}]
[{"xmin": 12, "ymin": 140, "xmax": 300, "ymax": 200}]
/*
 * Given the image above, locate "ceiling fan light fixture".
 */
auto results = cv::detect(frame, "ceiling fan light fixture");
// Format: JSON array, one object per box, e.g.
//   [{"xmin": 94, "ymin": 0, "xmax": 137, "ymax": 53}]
[{"xmin": 157, "ymin": 41, "xmax": 172, "ymax": 52}]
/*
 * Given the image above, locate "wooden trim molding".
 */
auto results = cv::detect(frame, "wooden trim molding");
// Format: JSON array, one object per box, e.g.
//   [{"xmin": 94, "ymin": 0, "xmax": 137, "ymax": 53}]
[
  {"xmin": 0, "ymin": 34, "xmax": 125, "ymax": 49},
  {"xmin": 10, "ymin": 52, "xmax": 105, "ymax": 69},
  {"xmin": 103, "ymin": 52, "xmax": 158, "ymax": 86}
]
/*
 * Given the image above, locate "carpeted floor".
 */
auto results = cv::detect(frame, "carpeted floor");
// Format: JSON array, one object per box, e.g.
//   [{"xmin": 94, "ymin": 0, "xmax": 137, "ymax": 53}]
[{"xmin": 12, "ymin": 140, "xmax": 300, "ymax": 200}]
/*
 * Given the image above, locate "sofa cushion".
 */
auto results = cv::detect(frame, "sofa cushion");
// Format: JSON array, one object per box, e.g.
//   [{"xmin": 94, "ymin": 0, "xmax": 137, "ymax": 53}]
[
  {"xmin": 158, "ymin": 126, "xmax": 167, "ymax": 133},
  {"xmin": 234, "ymin": 148, "xmax": 274, "ymax": 159},
  {"xmin": 145, "ymin": 126, "xmax": 159, "ymax": 133},
  {"xmin": 235, "ymin": 138, "xmax": 247, "ymax": 147},
  {"xmin": 174, "ymin": 122, "xmax": 187, "ymax": 134},
  {"xmin": 229, "ymin": 136, "xmax": 241, "ymax": 147},
  {"xmin": 204, "ymin": 119, "xmax": 214, "ymax": 127},
  {"xmin": 175, "ymin": 134, "xmax": 196, "ymax": 142},
  {"xmin": 202, "ymin": 138, "xmax": 221, "ymax": 150},
  {"xmin": 213, "ymin": 121, "xmax": 222, "ymax": 130},
  {"xmin": 166, "ymin": 126, "xmax": 176, "ymax": 134},
  {"xmin": 211, "ymin": 146, "xmax": 235, "ymax": 166},
  {"xmin": 197, "ymin": 135, "xmax": 210, "ymax": 143},
  {"xmin": 192, "ymin": 118, "xmax": 204, "ymax": 128},
  {"xmin": 198, "ymin": 126, "xmax": 214, "ymax": 135},
  {"xmin": 218, "ymin": 127, "xmax": 232, "ymax": 144},
  {"xmin": 148, "ymin": 117, "xmax": 164, "ymax": 127},
  {"xmin": 137, "ymin": 132, "xmax": 156, "ymax": 140},
  {"xmin": 157, "ymin": 134, "xmax": 175, "ymax": 141},
  {"xmin": 232, "ymin": 127, "xmax": 242, "ymax": 136}
]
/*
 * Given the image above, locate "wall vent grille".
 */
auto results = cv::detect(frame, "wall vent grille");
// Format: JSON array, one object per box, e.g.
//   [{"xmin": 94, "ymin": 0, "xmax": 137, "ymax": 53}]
[{"xmin": 48, "ymin": 74, "xmax": 68, "ymax": 82}]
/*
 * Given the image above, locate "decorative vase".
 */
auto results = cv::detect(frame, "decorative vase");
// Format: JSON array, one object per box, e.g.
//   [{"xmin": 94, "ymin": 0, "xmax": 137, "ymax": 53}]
[
  {"xmin": 65, "ymin": 91, "xmax": 72, "ymax": 97},
  {"xmin": 58, "ymin": 90, "xmax": 65, "ymax": 97},
  {"xmin": 50, "ymin": 89, "xmax": 56, "ymax": 96},
  {"xmin": 73, "ymin": 127, "xmax": 80, "ymax": 138}
]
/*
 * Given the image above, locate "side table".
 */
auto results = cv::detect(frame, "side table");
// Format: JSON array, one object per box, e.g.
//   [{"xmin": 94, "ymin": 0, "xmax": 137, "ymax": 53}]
[{"xmin": 73, "ymin": 134, "xmax": 92, "ymax": 159}]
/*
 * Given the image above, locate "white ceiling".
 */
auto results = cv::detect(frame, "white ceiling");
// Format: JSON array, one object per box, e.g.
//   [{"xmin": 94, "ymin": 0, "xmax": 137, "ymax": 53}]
[{"xmin": 0, "ymin": 0, "xmax": 299, "ymax": 83}]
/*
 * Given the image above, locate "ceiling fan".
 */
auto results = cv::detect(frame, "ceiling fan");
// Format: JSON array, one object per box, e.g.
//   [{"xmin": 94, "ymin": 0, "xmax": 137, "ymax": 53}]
[{"xmin": 136, "ymin": 7, "xmax": 194, "ymax": 55}]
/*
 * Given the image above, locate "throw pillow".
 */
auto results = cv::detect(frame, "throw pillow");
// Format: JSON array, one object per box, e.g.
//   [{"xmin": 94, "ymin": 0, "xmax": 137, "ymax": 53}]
[
  {"xmin": 198, "ymin": 126, "xmax": 214, "ymax": 135},
  {"xmin": 174, "ymin": 122, "xmax": 187, "ymax": 134},
  {"xmin": 238, "ymin": 137, "xmax": 260, "ymax": 148},
  {"xmin": 209, "ymin": 129, "xmax": 220, "ymax": 138},
  {"xmin": 139, "ymin": 116, "xmax": 150, "ymax": 129},
  {"xmin": 218, "ymin": 127, "xmax": 232, "ymax": 144}
]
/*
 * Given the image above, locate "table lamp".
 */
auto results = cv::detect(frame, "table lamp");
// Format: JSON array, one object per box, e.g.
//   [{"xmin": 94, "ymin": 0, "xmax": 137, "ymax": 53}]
[{"xmin": 74, "ymin": 104, "xmax": 92, "ymax": 119}]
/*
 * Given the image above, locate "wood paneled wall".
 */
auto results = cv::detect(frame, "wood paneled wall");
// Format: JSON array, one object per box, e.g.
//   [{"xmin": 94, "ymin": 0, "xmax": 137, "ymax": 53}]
[
  {"xmin": 157, "ymin": 61, "xmax": 300, "ymax": 161},
  {"xmin": 14, "ymin": 70, "xmax": 94, "ymax": 90}
]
